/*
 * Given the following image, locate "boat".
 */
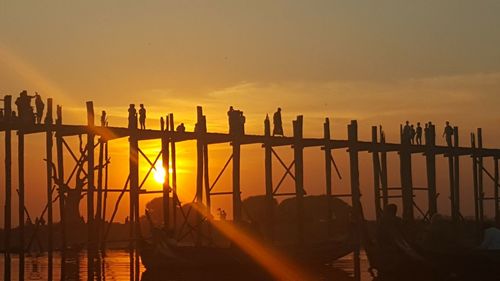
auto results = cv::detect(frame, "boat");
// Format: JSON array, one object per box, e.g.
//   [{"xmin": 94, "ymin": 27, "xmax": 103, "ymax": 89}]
[{"xmin": 139, "ymin": 235, "xmax": 355, "ymax": 273}]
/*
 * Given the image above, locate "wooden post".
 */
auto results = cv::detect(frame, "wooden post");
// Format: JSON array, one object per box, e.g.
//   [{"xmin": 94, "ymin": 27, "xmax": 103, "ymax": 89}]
[
  {"xmin": 293, "ymin": 116, "xmax": 305, "ymax": 245},
  {"xmin": 161, "ymin": 132, "xmax": 170, "ymax": 229},
  {"xmin": 3, "ymin": 96, "xmax": 12, "ymax": 281},
  {"xmin": 96, "ymin": 138, "xmax": 104, "ymax": 252},
  {"xmin": 203, "ymin": 136, "xmax": 212, "ymax": 242},
  {"xmin": 18, "ymin": 125, "xmax": 25, "ymax": 281},
  {"xmin": 169, "ymin": 114, "xmax": 177, "ymax": 231},
  {"xmin": 495, "ymin": 157, "xmax": 499, "ymax": 226},
  {"xmin": 478, "ymin": 128, "xmax": 484, "ymax": 223},
  {"xmin": 348, "ymin": 120, "xmax": 361, "ymax": 281},
  {"xmin": 45, "ymin": 98, "xmax": 54, "ymax": 280},
  {"xmin": 380, "ymin": 127, "xmax": 389, "ymax": 208},
  {"xmin": 128, "ymin": 106, "xmax": 140, "ymax": 281},
  {"xmin": 195, "ymin": 106, "xmax": 204, "ymax": 245},
  {"xmin": 86, "ymin": 101, "xmax": 95, "ymax": 281},
  {"xmin": 371, "ymin": 126, "xmax": 382, "ymax": 220},
  {"xmin": 232, "ymin": 129, "xmax": 242, "ymax": 223},
  {"xmin": 264, "ymin": 115, "xmax": 274, "ymax": 240},
  {"xmin": 203, "ymin": 143, "xmax": 211, "ymax": 212},
  {"xmin": 400, "ymin": 124, "xmax": 414, "ymax": 221},
  {"xmin": 453, "ymin": 126, "xmax": 460, "ymax": 222},
  {"xmin": 102, "ymin": 139, "xmax": 109, "ymax": 254},
  {"xmin": 324, "ymin": 118, "xmax": 333, "ymax": 232},
  {"xmin": 471, "ymin": 133, "xmax": 480, "ymax": 229},
  {"xmin": 426, "ymin": 124, "xmax": 437, "ymax": 216},
  {"xmin": 447, "ymin": 142, "xmax": 456, "ymax": 222},
  {"xmin": 55, "ymin": 106, "xmax": 67, "ymax": 260}
]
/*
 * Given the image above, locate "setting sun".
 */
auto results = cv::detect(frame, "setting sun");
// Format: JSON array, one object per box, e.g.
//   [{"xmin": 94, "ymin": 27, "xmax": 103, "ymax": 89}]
[{"xmin": 153, "ymin": 161, "xmax": 166, "ymax": 184}]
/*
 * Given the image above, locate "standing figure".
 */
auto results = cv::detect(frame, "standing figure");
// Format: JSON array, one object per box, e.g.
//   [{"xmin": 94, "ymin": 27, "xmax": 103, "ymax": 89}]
[
  {"xmin": 128, "ymin": 104, "xmax": 137, "ymax": 129},
  {"xmin": 160, "ymin": 117, "xmax": 165, "ymax": 131},
  {"xmin": 403, "ymin": 121, "xmax": 411, "ymax": 144},
  {"xmin": 239, "ymin": 110, "xmax": 246, "ymax": 135},
  {"xmin": 100, "ymin": 110, "xmax": 107, "ymax": 127},
  {"xmin": 227, "ymin": 106, "xmax": 236, "ymax": 134},
  {"xmin": 139, "ymin": 104, "xmax": 146, "ymax": 129},
  {"xmin": 176, "ymin": 123, "xmax": 186, "ymax": 133},
  {"xmin": 443, "ymin": 121, "xmax": 454, "ymax": 147},
  {"xmin": 416, "ymin": 122, "xmax": 423, "ymax": 145},
  {"xmin": 34, "ymin": 92, "xmax": 44, "ymax": 124},
  {"xmin": 272, "ymin": 107, "xmax": 284, "ymax": 136},
  {"xmin": 410, "ymin": 125, "xmax": 416, "ymax": 144},
  {"xmin": 15, "ymin": 90, "xmax": 36, "ymax": 125},
  {"xmin": 424, "ymin": 123, "xmax": 429, "ymax": 145}
]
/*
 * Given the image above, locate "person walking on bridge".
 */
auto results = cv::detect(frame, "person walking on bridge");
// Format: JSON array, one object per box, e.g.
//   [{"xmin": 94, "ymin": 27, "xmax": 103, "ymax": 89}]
[
  {"xmin": 272, "ymin": 107, "xmax": 284, "ymax": 136},
  {"xmin": 139, "ymin": 104, "xmax": 147, "ymax": 129},
  {"xmin": 34, "ymin": 92, "xmax": 44, "ymax": 124},
  {"xmin": 443, "ymin": 121, "xmax": 454, "ymax": 147}
]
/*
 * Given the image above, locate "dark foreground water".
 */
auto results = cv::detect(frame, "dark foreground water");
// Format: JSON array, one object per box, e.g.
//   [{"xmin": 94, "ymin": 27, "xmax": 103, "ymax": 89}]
[{"xmin": 0, "ymin": 250, "xmax": 373, "ymax": 280}]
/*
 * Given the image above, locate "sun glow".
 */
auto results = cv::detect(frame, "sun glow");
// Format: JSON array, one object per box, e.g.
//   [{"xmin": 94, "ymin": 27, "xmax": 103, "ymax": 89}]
[
  {"xmin": 153, "ymin": 160, "xmax": 174, "ymax": 184},
  {"xmin": 153, "ymin": 161, "xmax": 166, "ymax": 184}
]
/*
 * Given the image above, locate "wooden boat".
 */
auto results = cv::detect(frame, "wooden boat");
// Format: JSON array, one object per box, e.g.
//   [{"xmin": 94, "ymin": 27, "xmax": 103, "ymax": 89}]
[
  {"xmin": 364, "ymin": 235, "xmax": 500, "ymax": 281},
  {"xmin": 140, "ymin": 236, "xmax": 355, "ymax": 272}
]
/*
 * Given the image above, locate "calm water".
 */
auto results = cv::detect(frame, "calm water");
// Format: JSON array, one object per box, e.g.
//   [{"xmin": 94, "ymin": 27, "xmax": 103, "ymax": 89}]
[{"xmin": 0, "ymin": 251, "xmax": 372, "ymax": 280}]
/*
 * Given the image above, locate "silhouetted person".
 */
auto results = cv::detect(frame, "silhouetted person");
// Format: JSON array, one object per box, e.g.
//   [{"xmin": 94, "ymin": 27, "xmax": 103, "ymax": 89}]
[
  {"xmin": 176, "ymin": 123, "xmax": 185, "ymax": 133},
  {"xmin": 15, "ymin": 90, "xmax": 35, "ymax": 125},
  {"xmin": 272, "ymin": 107, "xmax": 284, "ymax": 136},
  {"xmin": 402, "ymin": 121, "xmax": 411, "ymax": 144},
  {"xmin": 228, "ymin": 106, "xmax": 236, "ymax": 134},
  {"xmin": 424, "ymin": 123, "xmax": 429, "ymax": 145},
  {"xmin": 100, "ymin": 110, "xmax": 107, "ymax": 127},
  {"xmin": 443, "ymin": 121, "xmax": 453, "ymax": 147},
  {"xmin": 128, "ymin": 104, "xmax": 137, "ymax": 129},
  {"xmin": 239, "ymin": 110, "xmax": 246, "ymax": 135},
  {"xmin": 410, "ymin": 125, "xmax": 416, "ymax": 144},
  {"xmin": 160, "ymin": 117, "xmax": 165, "ymax": 131},
  {"xmin": 34, "ymin": 92, "xmax": 44, "ymax": 124},
  {"xmin": 139, "ymin": 104, "xmax": 146, "ymax": 129},
  {"xmin": 415, "ymin": 123, "xmax": 422, "ymax": 145}
]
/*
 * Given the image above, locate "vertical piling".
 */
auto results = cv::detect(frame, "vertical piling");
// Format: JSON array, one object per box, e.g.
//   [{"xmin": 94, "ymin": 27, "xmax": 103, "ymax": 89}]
[
  {"xmin": 478, "ymin": 128, "xmax": 484, "ymax": 223},
  {"xmin": 371, "ymin": 126, "xmax": 382, "ymax": 220},
  {"xmin": 471, "ymin": 133, "xmax": 480, "ymax": 230},
  {"xmin": 453, "ymin": 126, "xmax": 460, "ymax": 221},
  {"xmin": 161, "ymin": 132, "xmax": 170, "ymax": 229},
  {"xmin": 3, "ymin": 96, "xmax": 12, "ymax": 281},
  {"xmin": 96, "ymin": 137, "xmax": 104, "ymax": 252},
  {"xmin": 400, "ymin": 124, "xmax": 414, "ymax": 221},
  {"xmin": 324, "ymin": 118, "xmax": 333, "ymax": 232},
  {"xmin": 426, "ymin": 124, "xmax": 437, "ymax": 216},
  {"xmin": 264, "ymin": 115, "xmax": 274, "ymax": 240},
  {"xmin": 195, "ymin": 106, "xmax": 204, "ymax": 245},
  {"xmin": 169, "ymin": 114, "xmax": 177, "ymax": 230},
  {"xmin": 86, "ymin": 101, "xmax": 95, "ymax": 281},
  {"xmin": 55, "ymin": 106, "xmax": 67, "ymax": 266},
  {"xmin": 348, "ymin": 120, "xmax": 361, "ymax": 281},
  {"xmin": 380, "ymin": 127, "xmax": 389, "ymax": 208},
  {"xmin": 46, "ymin": 98, "xmax": 54, "ymax": 280},
  {"xmin": 293, "ymin": 116, "xmax": 304, "ymax": 245},
  {"xmin": 18, "ymin": 123, "xmax": 25, "ymax": 281},
  {"xmin": 495, "ymin": 157, "xmax": 499, "ymax": 226}
]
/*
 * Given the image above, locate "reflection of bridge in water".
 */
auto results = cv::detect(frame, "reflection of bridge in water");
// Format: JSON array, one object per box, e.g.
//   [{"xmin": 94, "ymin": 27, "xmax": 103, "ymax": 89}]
[{"xmin": 2, "ymin": 95, "xmax": 500, "ymax": 281}]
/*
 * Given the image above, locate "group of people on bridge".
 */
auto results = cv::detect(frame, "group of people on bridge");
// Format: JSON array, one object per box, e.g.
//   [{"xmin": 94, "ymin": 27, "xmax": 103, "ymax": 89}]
[
  {"xmin": 402, "ymin": 121, "xmax": 455, "ymax": 147},
  {"xmin": 0, "ymin": 90, "xmax": 45, "ymax": 125}
]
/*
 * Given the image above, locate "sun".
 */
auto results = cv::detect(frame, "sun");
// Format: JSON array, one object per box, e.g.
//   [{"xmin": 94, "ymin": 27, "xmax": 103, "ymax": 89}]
[
  {"xmin": 153, "ymin": 161, "xmax": 166, "ymax": 184},
  {"xmin": 153, "ymin": 160, "xmax": 174, "ymax": 184}
]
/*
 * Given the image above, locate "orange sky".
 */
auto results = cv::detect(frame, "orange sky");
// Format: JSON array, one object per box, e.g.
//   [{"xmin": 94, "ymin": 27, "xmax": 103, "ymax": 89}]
[{"xmin": 1, "ymin": 1, "xmax": 500, "ymax": 225}]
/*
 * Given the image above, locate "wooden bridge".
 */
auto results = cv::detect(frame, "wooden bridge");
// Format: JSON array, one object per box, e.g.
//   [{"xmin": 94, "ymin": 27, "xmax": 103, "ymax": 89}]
[{"xmin": 2, "ymin": 94, "xmax": 500, "ymax": 281}]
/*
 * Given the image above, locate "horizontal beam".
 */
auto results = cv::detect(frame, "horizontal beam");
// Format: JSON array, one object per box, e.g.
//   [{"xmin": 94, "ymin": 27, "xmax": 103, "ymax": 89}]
[{"xmin": 1, "ymin": 122, "xmax": 500, "ymax": 157}]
